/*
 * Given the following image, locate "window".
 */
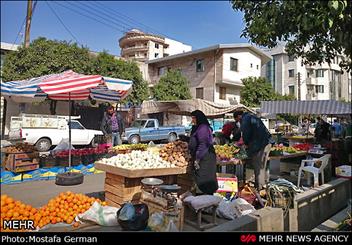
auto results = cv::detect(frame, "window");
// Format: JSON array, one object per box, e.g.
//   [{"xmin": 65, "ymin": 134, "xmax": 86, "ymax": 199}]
[
  {"xmin": 307, "ymin": 72, "xmax": 310, "ymax": 78},
  {"xmin": 69, "ymin": 121, "xmax": 84, "ymax": 130},
  {"xmin": 288, "ymin": 85, "xmax": 295, "ymax": 95},
  {"xmin": 146, "ymin": 120, "xmax": 155, "ymax": 128},
  {"xmin": 196, "ymin": 88, "xmax": 204, "ymax": 99},
  {"xmin": 288, "ymin": 69, "xmax": 294, "ymax": 77},
  {"xmin": 196, "ymin": 59, "xmax": 205, "ymax": 72},
  {"xmin": 256, "ymin": 65, "xmax": 259, "ymax": 70},
  {"xmin": 230, "ymin": 58, "xmax": 238, "ymax": 71},
  {"xmin": 219, "ymin": 87, "xmax": 226, "ymax": 100},
  {"xmin": 288, "ymin": 55, "xmax": 295, "ymax": 62},
  {"xmin": 316, "ymin": 69, "xmax": 324, "ymax": 77},
  {"xmin": 250, "ymin": 63, "xmax": 253, "ymax": 68},
  {"xmin": 315, "ymin": 85, "xmax": 324, "ymax": 93},
  {"xmin": 154, "ymin": 53, "xmax": 159, "ymax": 58},
  {"xmin": 155, "ymin": 43, "xmax": 159, "ymax": 49},
  {"xmin": 158, "ymin": 67, "xmax": 166, "ymax": 76}
]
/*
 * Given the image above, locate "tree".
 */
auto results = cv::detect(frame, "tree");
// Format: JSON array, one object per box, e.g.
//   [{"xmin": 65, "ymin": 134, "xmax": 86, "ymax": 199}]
[
  {"xmin": 153, "ymin": 70, "xmax": 192, "ymax": 101},
  {"xmin": 1, "ymin": 37, "xmax": 93, "ymax": 81},
  {"xmin": 240, "ymin": 76, "xmax": 278, "ymax": 107},
  {"xmin": 2, "ymin": 38, "xmax": 149, "ymax": 106},
  {"xmin": 90, "ymin": 52, "xmax": 149, "ymax": 105},
  {"xmin": 231, "ymin": 0, "xmax": 352, "ymax": 72}
]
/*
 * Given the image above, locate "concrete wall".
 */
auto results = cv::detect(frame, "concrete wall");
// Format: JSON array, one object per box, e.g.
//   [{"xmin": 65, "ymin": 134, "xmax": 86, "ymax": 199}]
[
  {"xmin": 208, "ymin": 207, "xmax": 284, "ymax": 232},
  {"xmin": 165, "ymin": 38, "xmax": 192, "ymax": 56},
  {"xmin": 222, "ymin": 48, "xmax": 262, "ymax": 83},
  {"xmin": 148, "ymin": 50, "xmax": 218, "ymax": 102},
  {"xmin": 287, "ymin": 178, "xmax": 351, "ymax": 231}
]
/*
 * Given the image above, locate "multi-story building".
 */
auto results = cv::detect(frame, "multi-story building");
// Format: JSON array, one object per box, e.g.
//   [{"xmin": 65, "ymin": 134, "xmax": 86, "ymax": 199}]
[
  {"xmin": 119, "ymin": 29, "xmax": 191, "ymax": 62},
  {"xmin": 262, "ymin": 44, "xmax": 352, "ymax": 101},
  {"xmin": 146, "ymin": 44, "xmax": 271, "ymax": 105}
]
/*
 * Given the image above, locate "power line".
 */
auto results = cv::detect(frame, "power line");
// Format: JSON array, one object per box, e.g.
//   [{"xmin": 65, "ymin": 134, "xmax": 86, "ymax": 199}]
[
  {"xmin": 45, "ymin": 1, "xmax": 80, "ymax": 45},
  {"xmin": 11, "ymin": 0, "xmax": 38, "ymax": 49},
  {"xmin": 91, "ymin": 1, "xmax": 166, "ymax": 36},
  {"xmin": 68, "ymin": 1, "xmax": 130, "ymax": 33},
  {"xmin": 52, "ymin": 1, "xmax": 126, "ymax": 34}
]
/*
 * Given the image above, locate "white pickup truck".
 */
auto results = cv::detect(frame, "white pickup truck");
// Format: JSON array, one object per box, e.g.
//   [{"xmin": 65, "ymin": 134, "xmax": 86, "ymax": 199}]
[{"xmin": 9, "ymin": 114, "xmax": 103, "ymax": 152}]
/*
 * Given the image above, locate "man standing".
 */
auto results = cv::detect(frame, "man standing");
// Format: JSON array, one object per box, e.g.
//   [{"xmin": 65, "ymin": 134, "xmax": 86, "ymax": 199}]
[
  {"xmin": 101, "ymin": 105, "xmax": 124, "ymax": 146},
  {"xmin": 233, "ymin": 110, "xmax": 272, "ymax": 190},
  {"xmin": 332, "ymin": 119, "xmax": 342, "ymax": 138},
  {"xmin": 314, "ymin": 117, "xmax": 331, "ymax": 145}
]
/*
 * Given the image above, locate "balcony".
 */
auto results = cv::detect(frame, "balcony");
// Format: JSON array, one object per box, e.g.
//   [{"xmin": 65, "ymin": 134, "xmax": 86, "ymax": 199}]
[{"xmin": 121, "ymin": 45, "xmax": 149, "ymax": 56}]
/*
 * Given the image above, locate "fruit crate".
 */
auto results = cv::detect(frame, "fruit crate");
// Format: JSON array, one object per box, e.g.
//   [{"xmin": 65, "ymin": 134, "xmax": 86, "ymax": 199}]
[{"xmin": 4, "ymin": 152, "xmax": 40, "ymax": 173}]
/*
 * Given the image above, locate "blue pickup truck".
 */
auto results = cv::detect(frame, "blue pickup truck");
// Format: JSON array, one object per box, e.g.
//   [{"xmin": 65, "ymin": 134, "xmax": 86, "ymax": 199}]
[{"xmin": 122, "ymin": 119, "xmax": 186, "ymax": 144}]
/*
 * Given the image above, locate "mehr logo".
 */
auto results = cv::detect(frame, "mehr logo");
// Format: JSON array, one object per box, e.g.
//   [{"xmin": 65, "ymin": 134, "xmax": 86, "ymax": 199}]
[{"xmin": 3, "ymin": 220, "xmax": 36, "ymax": 230}]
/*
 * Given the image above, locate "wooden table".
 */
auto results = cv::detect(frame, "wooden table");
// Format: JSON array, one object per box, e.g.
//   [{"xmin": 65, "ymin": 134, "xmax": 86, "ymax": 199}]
[
  {"xmin": 269, "ymin": 152, "xmax": 308, "ymax": 177},
  {"xmin": 95, "ymin": 162, "xmax": 188, "ymax": 208}
]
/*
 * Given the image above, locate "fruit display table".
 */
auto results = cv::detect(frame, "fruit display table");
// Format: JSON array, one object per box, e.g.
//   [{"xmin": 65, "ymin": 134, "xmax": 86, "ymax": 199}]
[{"xmin": 95, "ymin": 162, "xmax": 188, "ymax": 208}]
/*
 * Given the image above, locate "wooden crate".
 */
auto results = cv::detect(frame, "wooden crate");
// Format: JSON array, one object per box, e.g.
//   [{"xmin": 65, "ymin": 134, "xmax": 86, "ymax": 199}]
[
  {"xmin": 5, "ymin": 152, "xmax": 39, "ymax": 173},
  {"xmin": 103, "ymin": 172, "xmax": 179, "ymax": 207}
]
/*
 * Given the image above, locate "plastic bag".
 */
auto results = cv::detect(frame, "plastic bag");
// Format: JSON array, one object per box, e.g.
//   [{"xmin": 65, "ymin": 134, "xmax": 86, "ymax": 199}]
[
  {"xmin": 52, "ymin": 138, "xmax": 74, "ymax": 154},
  {"xmin": 148, "ymin": 212, "xmax": 179, "ymax": 232},
  {"xmin": 77, "ymin": 201, "xmax": 119, "ymax": 226},
  {"xmin": 117, "ymin": 203, "xmax": 149, "ymax": 231},
  {"xmin": 118, "ymin": 203, "xmax": 135, "ymax": 221}
]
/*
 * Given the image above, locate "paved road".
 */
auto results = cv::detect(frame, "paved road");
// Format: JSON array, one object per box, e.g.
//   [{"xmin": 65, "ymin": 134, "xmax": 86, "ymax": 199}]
[{"xmin": 1, "ymin": 173, "xmax": 106, "ymax": 208}]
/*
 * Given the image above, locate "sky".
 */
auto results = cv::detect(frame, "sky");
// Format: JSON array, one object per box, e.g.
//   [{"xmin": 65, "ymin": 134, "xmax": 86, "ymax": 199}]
[{"xmin": 1, "ymin": 1, "xmax": 248, "ymax": 56}]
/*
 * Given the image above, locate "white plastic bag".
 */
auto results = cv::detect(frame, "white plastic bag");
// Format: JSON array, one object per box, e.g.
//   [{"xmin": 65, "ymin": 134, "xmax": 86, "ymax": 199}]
[
  {"xmin": 216, "ymin": 199, "xmax": 237, "ymax": 220},
  {"xmin": 77, "ymin": 201, "xmax": 119, "ymax": 226},
  {"xmin": 148, "ymin": 212, "xmax": 179, "ymax": 232},
  {"xmin": 52, "ymin": 138, "xmax": 74, "ymax": 154}
]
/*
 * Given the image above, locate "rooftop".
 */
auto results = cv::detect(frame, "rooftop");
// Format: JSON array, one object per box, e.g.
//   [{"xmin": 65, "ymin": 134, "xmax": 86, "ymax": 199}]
[{"xmin": 146, "ymin": 43, "xmax": 272, "ymax": 64}]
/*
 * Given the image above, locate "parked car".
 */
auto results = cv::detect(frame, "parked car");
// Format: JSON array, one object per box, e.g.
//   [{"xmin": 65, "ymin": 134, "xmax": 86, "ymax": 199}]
[
  {"xmin": 9, "ymin": 114, "xmax": 103, "ymax": 152},
  {"xmin": 122, "ymin": 119, "xmax": 186, "ymax": 144}
]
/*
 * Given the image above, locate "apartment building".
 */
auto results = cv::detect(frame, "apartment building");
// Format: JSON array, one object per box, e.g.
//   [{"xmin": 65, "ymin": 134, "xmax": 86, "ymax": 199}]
[
  {"xmin": 146, "ymin": 44, "xmax": 271, "ymax": 105},
  {"xmin": 119, "ymin": 29, "xmax": 192, "ymax": 62},
  {"xmin": 261, "ymin": 44, "xmax": 352, "ymax": 101}
]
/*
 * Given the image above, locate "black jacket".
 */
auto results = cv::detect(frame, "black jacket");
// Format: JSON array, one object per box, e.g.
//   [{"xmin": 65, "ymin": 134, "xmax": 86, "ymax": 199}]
[{"xmin": 100, "ymin": 112, "xmax": 125, "ymax": 135}]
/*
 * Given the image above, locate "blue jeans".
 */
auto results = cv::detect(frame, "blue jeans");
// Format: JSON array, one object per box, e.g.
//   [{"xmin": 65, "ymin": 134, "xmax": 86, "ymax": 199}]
[{"xmin": 112, "ymin": 132, "xmax": 122, "ymax": 146}]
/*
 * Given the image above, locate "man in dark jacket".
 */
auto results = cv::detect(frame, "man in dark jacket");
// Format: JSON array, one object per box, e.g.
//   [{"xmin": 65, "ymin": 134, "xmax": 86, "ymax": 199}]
[
  {"xmin": 100, "ymin": 105, "xmax": 125, "ymax": 146},
  {"xmin": 234, "ymin": 110, "xmax": 272, "ymax": 190},
  {"xmin": 314, "ymin": 117, "xmax": 331, "ymax": 145}
]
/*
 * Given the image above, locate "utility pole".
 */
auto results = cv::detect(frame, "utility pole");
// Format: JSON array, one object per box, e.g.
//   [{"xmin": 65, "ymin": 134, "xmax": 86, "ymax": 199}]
[
  {"xmin": 297, "ymin": 72, "xmax": 301, "ymax": 100},
  {"xmin": 24, "ymin": 0, "xmax": 33, "ymax": 48}
]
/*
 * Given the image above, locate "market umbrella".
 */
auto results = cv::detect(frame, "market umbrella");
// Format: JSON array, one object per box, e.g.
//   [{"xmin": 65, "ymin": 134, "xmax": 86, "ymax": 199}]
[{"xmin": 1, "ymin": 70, "xmax": 133, "ymax": 184}]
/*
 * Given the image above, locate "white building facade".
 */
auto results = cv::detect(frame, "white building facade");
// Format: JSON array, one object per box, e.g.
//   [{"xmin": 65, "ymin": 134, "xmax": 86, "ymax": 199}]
[
  {"xmin": 119, "ymin": 29, "xmax": 192, "ymax": 62},
  {"xmin": 147, "ymin": 44, "xmax": 271, "ymax": 105},
  {"xmin": 262, "ymin": 44, "xmax": 352, "ymax": 101}
]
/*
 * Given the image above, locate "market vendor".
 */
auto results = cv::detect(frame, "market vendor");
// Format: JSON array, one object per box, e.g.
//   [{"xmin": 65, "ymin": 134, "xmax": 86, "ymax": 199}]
[
  {"xmin": 233, "ymin": 110, "xmax": 272, "ymax": 190},
  {"xmin": 100, "ymin": 105, "xmax": 125, "ymax": 146},
  {"xmin": 188, "ymin": 110, "xmax": 218, "ymax": 195}
]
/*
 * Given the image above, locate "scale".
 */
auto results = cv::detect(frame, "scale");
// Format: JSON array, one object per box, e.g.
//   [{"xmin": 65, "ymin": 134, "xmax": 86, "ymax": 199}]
[{"xmin": 141, "ymin": 178, "xmax": 181, "ymax": 208}]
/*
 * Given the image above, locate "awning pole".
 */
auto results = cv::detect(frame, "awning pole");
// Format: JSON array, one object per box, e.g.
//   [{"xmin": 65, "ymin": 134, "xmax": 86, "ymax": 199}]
[{"xmin": 68, "ymin": 92, "xmax": 72, "ymax": 168}]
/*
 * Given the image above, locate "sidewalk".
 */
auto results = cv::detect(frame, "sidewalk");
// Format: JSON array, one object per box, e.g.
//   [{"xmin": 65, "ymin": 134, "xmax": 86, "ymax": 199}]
[{"xmin": 1, "ymin": 173, "xmax": 106, "ymax": 208}]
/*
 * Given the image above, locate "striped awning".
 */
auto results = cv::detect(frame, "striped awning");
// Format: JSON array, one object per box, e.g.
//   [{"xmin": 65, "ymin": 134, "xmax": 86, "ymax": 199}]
[
  {"xmin": 260, "ymin": 100, "xmax": 352, "ymax": 115},
  {"xmin": 0, "ymin": 70, "xmax": 133, "ymax": 102}
]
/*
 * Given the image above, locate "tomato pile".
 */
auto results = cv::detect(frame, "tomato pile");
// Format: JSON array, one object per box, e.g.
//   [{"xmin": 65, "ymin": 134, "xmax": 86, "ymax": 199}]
[{"xmin": 293, "ymin": 143, "xmax": 313, "ymax": 152}]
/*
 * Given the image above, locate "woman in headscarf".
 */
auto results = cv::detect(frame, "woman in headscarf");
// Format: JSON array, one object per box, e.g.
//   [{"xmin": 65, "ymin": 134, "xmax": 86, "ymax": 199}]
[{"xmin": 188, "ymin": 110, "xmax": 218, "ymax": 195}]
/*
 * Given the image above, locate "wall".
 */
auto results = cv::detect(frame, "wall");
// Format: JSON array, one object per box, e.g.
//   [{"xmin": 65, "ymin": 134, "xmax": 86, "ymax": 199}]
[
  {"xmin": 148, "ymin": 50, "xmax": 218, "ymax": 102},
  {"xmin": 164, "ymin": 38, "xmax": 192, "ymax": 56},
  {"xmin": 222, "ymin": 48, "xmax": 262, "ymax": 83},
  {"xmin": 148, "ymin": 40, "xmax": 165, "ymax": 60},
  {"xmin": 214, "ymin": 85, "xmax": 241, "ymax": 105}
]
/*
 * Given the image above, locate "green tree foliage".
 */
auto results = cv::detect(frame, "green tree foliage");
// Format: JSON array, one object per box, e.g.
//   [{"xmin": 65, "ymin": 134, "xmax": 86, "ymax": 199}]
[
  {"xmin": 1, "ymin": 37, "xmax": 93, "ymax": 81},
  {"xmin": 153, "ymin": 69, "xmax": 192, "ymax": 101},
  {"xmin": 240, "ymin": 76, "xmax": 279, "ymax": 107},
  {"xmin": 231, "ymin": 0, "xmax": 352, "ymax": 72},
  {"xmin": 2, "ymin": 37, "xmax": 149, "ymax": 105},
  {"xmin": 90, "ymin": 52, "xmax": 149, "ymax": 105}
]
